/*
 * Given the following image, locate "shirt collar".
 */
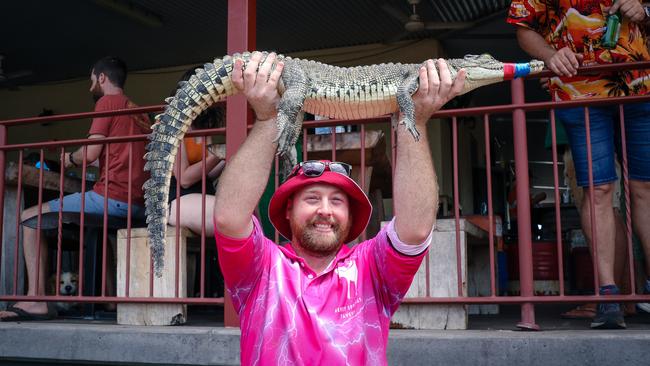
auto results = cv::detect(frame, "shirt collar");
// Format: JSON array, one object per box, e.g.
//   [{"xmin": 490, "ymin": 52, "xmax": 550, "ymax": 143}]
[{"xmin": 279, "ymin": 241, "xmax": 354, "ymax": 273}]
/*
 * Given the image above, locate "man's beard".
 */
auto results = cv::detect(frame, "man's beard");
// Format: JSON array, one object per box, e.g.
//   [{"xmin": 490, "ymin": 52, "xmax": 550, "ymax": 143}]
[
  {"xmin": 291, "ymin": 215, "xmax": 350, "ymax": 257},
  {"xmin": 91, "ymin": 86, "xmax": 103, "ymax": 103}
]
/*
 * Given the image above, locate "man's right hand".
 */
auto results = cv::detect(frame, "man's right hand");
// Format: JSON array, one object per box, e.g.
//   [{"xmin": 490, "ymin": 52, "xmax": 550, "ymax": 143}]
[
  {"xmin": 606, "ymin": 0, "xmax": 647, "ymax": 23},
  {"xmin": 545, "ymin": 47, "xmax": 583, "ymax": 77},
  {"xmin": 214, "ymin": 52, "xmax": 286, "ymax": 240},
  {"xmin": 231, "ymin": 52, "xmax": 285, "ymax": 122}
]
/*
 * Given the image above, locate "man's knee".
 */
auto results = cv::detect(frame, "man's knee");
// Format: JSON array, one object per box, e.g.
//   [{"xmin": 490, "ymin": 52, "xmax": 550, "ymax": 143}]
[
  {"xmin": 167, "ymin": 199, "xmax": 179, "ymax": 226},
  {"xmin": 630, "ymin": 180, "xmax": 650, "ymax": 202},
  {"xmin": 584, "ymin": 182, "xmax": 614, "ymax": 202},
  {"xmin": 20, "ymin": 203, "xmax": 51, "ymax": 222}
]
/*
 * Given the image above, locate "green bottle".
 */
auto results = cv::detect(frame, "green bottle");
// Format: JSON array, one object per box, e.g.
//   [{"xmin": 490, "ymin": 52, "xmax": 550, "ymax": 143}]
[{"xmin": 602, "ymin": 2, "xmax": 621, "ymax": 49}]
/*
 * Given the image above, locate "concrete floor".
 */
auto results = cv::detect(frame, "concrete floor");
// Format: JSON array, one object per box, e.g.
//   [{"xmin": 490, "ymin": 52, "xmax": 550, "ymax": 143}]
[
  {"xmin": 34, "ymin": 302, "xmax": 650, "ymax": 330},
  {"xmin": 2, "ymin": 303, "xmax": 650, "ymax": 365},
  {"xmin": 470, "ymin": 303, "xmax": 650, "ymax": 330}
]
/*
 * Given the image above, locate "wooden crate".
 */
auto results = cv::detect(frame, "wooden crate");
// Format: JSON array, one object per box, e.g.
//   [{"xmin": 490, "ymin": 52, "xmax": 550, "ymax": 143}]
[
  {"xmin": 391, "ymin": 218, "xmax": 495, "ymax": 329},
  {"xmin": 116, "ymin": 226, "xmax": 190, "ymax": 325}
]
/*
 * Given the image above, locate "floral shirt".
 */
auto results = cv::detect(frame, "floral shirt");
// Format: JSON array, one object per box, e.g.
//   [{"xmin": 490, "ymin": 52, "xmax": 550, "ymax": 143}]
[{"xmin": 507, "ymin": 0, "xmax": 650, "ymax": 100}]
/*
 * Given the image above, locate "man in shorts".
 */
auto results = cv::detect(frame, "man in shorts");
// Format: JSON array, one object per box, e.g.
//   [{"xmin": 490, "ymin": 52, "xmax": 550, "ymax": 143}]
[
  {"xmin": 508, "ymin": 0, "xmax": 650, "ymax": 328},
  {"xmin": 0, "ymin": 56, "xmax": 150, "ymax": 321}
]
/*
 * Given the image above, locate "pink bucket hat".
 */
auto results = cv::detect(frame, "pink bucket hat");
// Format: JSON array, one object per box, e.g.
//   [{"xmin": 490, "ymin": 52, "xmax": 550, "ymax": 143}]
[{"xmin": 268, "ymin": 161, "xmax": 372, "ymax": 243}]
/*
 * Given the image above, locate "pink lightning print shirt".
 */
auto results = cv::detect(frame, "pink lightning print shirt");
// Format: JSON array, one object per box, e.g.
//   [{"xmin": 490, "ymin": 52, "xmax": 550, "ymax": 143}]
[{"xmin": 214, "ymin": 216, "xmax": 429, "ymax": 365}]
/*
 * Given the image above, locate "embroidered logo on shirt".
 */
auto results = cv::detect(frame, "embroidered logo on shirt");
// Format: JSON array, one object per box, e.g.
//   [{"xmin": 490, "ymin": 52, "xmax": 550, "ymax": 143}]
[{"xmin": 334, "ymin": 261, "xmax": 358, "ymax": 299}]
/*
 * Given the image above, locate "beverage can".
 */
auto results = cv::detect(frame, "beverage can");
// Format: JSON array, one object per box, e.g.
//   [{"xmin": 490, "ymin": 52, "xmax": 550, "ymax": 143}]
[{"xmin": 602, "ymin": 12, "xmax": 621, "ymax": 49}]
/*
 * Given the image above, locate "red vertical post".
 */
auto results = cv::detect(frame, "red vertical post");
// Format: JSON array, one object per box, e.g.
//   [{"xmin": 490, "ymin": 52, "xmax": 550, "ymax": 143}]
[
  {"xmin": 511, "ymin": 78, "xmax": 539, "ymax": 330},
  {"xmin": 200, "ymin": 136, "xmax": 208, "ymax": 298},
  {"xmin": 584, "ymin": 108, "xmax": 600, "ymax": 291},
  {"xmin": 549, "ymin": 110, "xmax": 565, "ymax": 296},
  {"xmin": 618, "ymin": 106, "xmax": 636, "ymax": 295},
  {"xmin": 0, "ymin": 123, "xmax": 6, "ymax": 276},
  {"xmin": 359, "ymin": 125, "xmax": 367, "ymax": 242},
  {"xmin": 331, "ymin": 129, "xmax": 337, "ymax": 161},
  {"xmin": 13, "ymin": 152, "xmax": 24, "ymax": 294},
  {"xmin": 274, "ymin": 156, "xmax": 280, "ymax": 245},
  {"xmin": 452, "ymin": 117, "xmax": 463, "ymax": 297},
  {"xmin": 224, "ymin": 0, "xmax": 256, "ymax": 328},
  {"xmin": 484, "ymin": 114, "xmax": 497, "ymax": 296}
]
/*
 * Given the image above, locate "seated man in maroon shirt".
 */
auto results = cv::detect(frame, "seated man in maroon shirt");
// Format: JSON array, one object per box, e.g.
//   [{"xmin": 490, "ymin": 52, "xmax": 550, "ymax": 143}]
[{"xmin": 0, "ymin": 56, "xmax": 151, "ymax": 321}]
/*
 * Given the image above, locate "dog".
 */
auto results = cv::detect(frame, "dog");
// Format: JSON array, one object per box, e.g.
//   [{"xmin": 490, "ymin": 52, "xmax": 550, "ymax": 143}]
[{"xmin": 47, "ymin": 271, "xmax": 79, "ymax": 313}]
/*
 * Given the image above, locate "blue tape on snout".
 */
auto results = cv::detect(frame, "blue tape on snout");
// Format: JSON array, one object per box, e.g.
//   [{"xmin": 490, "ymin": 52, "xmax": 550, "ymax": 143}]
[{"xmin": 514, "ymin": 63, "xmax": 531, "ymax": 78}]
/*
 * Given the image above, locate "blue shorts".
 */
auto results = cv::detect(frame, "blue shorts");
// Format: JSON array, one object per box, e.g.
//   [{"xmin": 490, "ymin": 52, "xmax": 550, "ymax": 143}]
[
  {"xmin": 48, "ymin": 191, "xmax": 145, "ymax": 219},
  {"xmin": 556, "ymin": 102, "xmax": 650, "ymax": 187}
]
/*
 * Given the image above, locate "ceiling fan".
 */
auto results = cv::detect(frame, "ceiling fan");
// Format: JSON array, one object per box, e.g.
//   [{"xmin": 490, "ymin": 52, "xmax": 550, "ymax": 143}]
[
  {"xmin": 0, "ymin": 55, "xmax": 33, "ymax": 89},
  {"xmin": 381, "ymin": 0, "xmax": 473, "ymax": 41}
]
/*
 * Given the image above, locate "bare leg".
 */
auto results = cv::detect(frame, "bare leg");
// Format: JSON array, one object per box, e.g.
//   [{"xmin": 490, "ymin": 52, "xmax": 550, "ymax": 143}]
[
  {"xmin": 563, "ymin": 152, "xmax": 630, "ymax": 316},
  {"xmin": 562, "ymin": 208, "xmax": 627, "ymax": 317},
  {"xmin": 168, "ymin": 194, "xmax": 216, "ymax": 298},
  {"xmin": 168, "ymin": 194, "xmax": 216, "ymax": 237},
  {"xmin": 630, "ymin": 180, "xmax": 650, "ymax": 279},
  {"xmin": 103, "ymin": 235, "xmax": 117, "ymax": 311},
  {"xmin": 613, "ymin": 209, "xmax": 630, "ymax": 293},
  {"xmin": 580, "ymin": 183, "xmax": 617, "ymax": 286},
  {"xmin": 612, "ymin": 209, "xmax": 637, "ymax": 315},
  {"xmin": 0, "ymin": 204, "xmax": 51, "ymax": 318}
]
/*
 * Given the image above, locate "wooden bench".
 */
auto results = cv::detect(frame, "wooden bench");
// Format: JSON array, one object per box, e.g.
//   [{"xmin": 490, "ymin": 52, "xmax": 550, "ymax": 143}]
[
  {"xmin": 391, "ymin": 217, "xmax": 497, "ymax": 330},
  {"xmin": 116, "ymin": 226, "xmax": 192, "ymax": 326}
]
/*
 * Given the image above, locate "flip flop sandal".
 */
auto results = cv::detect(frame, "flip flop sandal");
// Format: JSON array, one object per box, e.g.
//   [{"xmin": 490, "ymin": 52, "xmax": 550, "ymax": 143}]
[
  {"xmin": 0, "ymin": 304, "xmax": 57, "ymax": 322},
  {"xmin": 560, "ymin": 304, "xmax": 597, "ymax": 319}
]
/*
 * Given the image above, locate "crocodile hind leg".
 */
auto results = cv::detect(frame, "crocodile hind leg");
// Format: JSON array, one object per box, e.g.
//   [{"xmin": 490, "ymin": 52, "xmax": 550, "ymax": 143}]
[
  {"xmin": 279, "ymin": 145, "xmax": 298, "ymax": 182},
  {"xmin": 396, "ymin": 73, "xmax": 421, "ymax": 141},
  {"xmin": 275, "ymin": 64, "xmax": 309, "ymax": 157}
]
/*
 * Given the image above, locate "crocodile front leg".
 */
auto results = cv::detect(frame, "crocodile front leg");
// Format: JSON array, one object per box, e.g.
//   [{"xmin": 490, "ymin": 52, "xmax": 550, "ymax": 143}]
[{"xmin": 396, "ymin": 72, "xmax": 421, "ymax": 141}]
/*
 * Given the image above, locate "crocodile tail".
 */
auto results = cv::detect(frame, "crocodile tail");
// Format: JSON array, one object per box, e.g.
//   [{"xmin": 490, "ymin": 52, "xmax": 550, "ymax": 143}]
[{"xmin": 142, "ymin": 54, "xmax": 241, "ymax": 277}]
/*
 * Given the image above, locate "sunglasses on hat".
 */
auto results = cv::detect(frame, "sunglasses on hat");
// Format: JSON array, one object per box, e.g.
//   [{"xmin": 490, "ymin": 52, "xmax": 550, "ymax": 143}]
[{"xmin": 288, "ymin": 160, "xmax": 352, "ymax": 179}]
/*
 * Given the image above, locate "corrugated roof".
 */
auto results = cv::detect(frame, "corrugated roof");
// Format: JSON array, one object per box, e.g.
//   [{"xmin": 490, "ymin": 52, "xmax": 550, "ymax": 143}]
[
  {"xmin": 431, "ymin": 0, "xmax": 510, "ymax": 21},
  {"xmin": 0, "ymin": 0, "xmax": 511, "ymax": 86}
]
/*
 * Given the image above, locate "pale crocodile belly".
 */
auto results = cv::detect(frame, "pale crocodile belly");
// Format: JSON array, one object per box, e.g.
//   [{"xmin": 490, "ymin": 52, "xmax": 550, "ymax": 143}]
[{"xmin": 303, "ymin": 84, "xmax": 398, "ymax": 120}]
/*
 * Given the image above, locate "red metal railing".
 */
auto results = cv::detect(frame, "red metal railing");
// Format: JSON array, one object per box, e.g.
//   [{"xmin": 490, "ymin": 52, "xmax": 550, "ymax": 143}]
[
  {"xmin": 0, "ymin": 105, "xmax": 229, "ymax": 307},
  {"xmin": 2, "ymin": 62, "xmax": 650, "ymax": 330}
]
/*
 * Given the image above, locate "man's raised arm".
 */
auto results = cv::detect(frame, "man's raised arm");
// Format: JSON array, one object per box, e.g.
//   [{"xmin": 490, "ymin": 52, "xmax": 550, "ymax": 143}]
[
  {"xmin": 393, "ymin": 59, "xmax": 465, "ymax": 245},
  {"xmin": 214, "ymin": 52, "xmax": 285, "ymax": 239}
]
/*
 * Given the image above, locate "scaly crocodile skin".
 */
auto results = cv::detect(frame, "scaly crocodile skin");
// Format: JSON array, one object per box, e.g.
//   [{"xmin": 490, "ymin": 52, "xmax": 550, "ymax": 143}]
[{"xmin": 143, "ymin": 52, "xmax": 544, "ymax": 275}]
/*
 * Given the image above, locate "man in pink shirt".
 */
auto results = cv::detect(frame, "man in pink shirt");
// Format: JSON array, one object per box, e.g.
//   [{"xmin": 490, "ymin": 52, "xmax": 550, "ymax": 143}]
[{"xmin": 213, "ymin": 52, "xmax": 466, "ymax": 365}]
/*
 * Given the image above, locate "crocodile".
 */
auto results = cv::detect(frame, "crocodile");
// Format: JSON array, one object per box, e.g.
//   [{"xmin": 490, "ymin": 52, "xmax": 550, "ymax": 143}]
[{"xmin": 143, "ymin": 52, "xmax": 544, "ymax": 275}]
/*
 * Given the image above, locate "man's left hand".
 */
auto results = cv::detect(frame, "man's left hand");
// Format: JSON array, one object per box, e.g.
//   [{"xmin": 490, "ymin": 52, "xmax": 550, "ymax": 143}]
[
  {"xmin": 607, "ymin": 0, "xmax": 646, "ymax": 23},
  {"xmin": 411, "ymin": 59, "xmax": 466, "ymax": 126},
  {"xmin": 231, "ymin": 52, "xmax": 284, "ymax": 122}
]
